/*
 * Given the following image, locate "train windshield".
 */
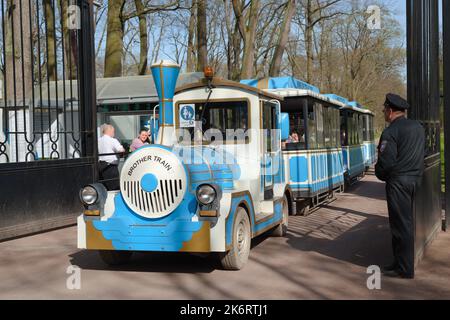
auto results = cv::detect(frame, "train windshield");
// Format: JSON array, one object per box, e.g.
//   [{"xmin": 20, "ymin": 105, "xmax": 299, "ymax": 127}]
[{"xmin": 176, "ymin": 100, "xmax": 249, "ymax": 144}]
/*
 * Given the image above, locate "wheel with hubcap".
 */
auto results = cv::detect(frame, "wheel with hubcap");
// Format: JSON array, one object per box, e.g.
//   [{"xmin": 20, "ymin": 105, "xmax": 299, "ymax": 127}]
[
  {"xmin": 271, "ymin": 196, "xmax": 289, "ymax": 237},
  {"xmin": 98, "ymin": 250, "xmax": 133, "ymax": 266},
  {"xmin": 220, "ymin": 207, "xmax": 251, "ymax": 270}
]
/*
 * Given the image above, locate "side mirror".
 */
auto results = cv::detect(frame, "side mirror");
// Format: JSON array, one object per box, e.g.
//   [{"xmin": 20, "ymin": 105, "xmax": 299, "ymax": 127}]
[{"xmin": 280, "ymin": 113, "xmax": 290, "ymax": 141}]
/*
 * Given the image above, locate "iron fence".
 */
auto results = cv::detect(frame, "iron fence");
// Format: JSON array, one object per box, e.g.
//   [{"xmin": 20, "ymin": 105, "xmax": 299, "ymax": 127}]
[
  {"xmin": 443, "ymin": 0, "xmax": 450, "ymax": 230},
  {"xmin": 0, "ymin": 0, "xmax": 97, "ymax": 241},
  {"xmin": 407, "ymin": 0, "xmax": 442, "ymax": 265},
  {"xmin": 0, "ymin": 0, "xmax": 83, "ymax": 164}
]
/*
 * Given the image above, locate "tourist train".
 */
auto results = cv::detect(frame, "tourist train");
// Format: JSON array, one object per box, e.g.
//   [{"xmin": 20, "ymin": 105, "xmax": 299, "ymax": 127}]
[{"xmin": 78, "ymin": 61, "xmax": 376, "ymax": 270}]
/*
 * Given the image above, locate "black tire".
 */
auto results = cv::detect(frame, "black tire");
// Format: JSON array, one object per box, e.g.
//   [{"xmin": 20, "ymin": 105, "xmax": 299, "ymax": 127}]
[
  {"xmin": 298, "ymin": 200, "xmax": 311, "ymax": 216},
  {"xmin": 291, "ymin": 200, "xmax": 300, "ymax": 216},
  {"xmin": 328, "ymin": 190, "xmax": 335, "ymax": 200},
  {"xmin": 287, "ymin": 194, "xmax": 295, "ymax": 216},
  {"xmin": 98, "ymin": 250, "xmax": 133, "ymax": 266},
  {"xmin": 220, "ymin": 207, "xmax": 251, "ymax": 270},
  {"xmin": 272, "ymin": 196, "xmax": 289, "ymax": 237}
]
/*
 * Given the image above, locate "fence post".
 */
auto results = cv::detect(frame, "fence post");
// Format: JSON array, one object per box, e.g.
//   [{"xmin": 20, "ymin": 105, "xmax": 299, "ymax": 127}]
[
  {"xmin": 406, "ymin": 0, "xmax": 441, "ymax": 265},
  {"xmin": 444, "ymin": 0, "xmax": 450, "ymax": 231},
  {"xmin": 78, "ymin": 0, "xmax": 98, "ymax": 181}
]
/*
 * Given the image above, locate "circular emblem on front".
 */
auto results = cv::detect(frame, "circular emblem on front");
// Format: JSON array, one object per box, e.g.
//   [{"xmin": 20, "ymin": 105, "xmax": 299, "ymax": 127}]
[
  {"xmin": 120, "ymin": 147, "xmax": 187, "ymax": 219},
  {"xmin": 141, "ymin": 173, "xmax": 158, "ymax": 193}
]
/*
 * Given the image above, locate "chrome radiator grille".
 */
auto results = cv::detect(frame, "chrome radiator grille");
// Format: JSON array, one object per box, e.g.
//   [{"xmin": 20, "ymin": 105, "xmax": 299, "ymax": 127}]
[{"xmin": 122, "ymin": 179, "xmax": 183, "ymax": 215}]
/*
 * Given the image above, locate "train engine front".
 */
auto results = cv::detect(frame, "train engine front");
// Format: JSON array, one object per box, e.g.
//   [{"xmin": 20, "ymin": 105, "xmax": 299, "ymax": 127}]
[{"xmin": 77, "ymin": 61, "xmax": 227, "ymax": 265}]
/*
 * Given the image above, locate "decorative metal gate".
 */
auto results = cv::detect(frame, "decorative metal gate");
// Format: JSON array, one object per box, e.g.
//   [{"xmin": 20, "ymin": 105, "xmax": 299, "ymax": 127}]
[
  {"xmin": 406, "ymin": 0, "xmax": 442, "ymax": 265},
  {"xmin": 443, "ymin": 0, "xmax": 450, "ymax": 231},
  {"xmin": 0, "ymin": 0, "xmax": 97, "ymax": 240}
]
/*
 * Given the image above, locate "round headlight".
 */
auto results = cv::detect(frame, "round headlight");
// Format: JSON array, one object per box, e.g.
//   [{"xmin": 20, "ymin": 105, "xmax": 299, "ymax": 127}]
[
  {"xmin": 80, "ymin": 186, "xmax": 98, "ymax": 205},
  {"xmin": 196, "ymin": 185, "xmax": 216, "ymax": 205}
]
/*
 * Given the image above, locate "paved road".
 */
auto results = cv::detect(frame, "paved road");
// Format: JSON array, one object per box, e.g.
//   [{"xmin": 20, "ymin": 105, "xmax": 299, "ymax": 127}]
[{"xmin": 1, "ymin": 172, "xmax": 450, "ymax": 299}]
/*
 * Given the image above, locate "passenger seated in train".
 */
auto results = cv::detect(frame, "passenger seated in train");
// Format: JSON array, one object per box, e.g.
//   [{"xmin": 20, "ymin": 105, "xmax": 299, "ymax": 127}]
[
  {"xmin": 283, "ymin": 129, "xmax": 306, "ymax": 150},
  {"xmin": 287, "ymin": 130, "xmax": 300, "ymax": 144},
  {"xmin": 130, "ymin": 129, "xmax": 151, "ymax": 152}
]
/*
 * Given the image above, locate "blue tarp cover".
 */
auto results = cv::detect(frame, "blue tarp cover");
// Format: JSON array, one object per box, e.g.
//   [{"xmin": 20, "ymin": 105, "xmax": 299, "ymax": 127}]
[
  {"xmin": 240, "ymin": 77, "xmax": 320, "ymax": 93},
  {"xmin": 324, "ymin": 94, "xmax": 349, "ymax": 105},
  {"xmin": 348, "ymin": 101, "xmax": 363, "ymax": 109}
]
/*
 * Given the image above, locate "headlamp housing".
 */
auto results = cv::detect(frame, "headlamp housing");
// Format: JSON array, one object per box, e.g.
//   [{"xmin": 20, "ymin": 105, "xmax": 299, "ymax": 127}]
[
  {"xmin": 196, "ymin": 184, "xmax": 217, "ymax": 205},
  {"xmin": 80, "ymin": 185, "xmax": 98, "ymax": 206},
  {"xmin": 195, "ymin": 184, "xmax": 222, "ymax": 217},
  {"xmin": 79, "ymin": 183, "xmax": 108, "ymax": 217}
]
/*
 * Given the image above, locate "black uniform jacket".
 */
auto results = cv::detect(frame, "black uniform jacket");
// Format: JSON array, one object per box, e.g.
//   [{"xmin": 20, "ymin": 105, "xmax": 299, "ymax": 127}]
[{"xmin": 375, "ymin": 116, "xmax": 425, "ymax": 182}]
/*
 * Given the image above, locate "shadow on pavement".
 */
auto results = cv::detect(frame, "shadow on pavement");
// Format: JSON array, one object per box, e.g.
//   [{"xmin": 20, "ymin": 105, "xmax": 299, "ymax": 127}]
[
  {"xmin": 286, "ymin": 213, "xmax": 393, "ymax": 268},
  {"xmin": 69, "ymin": 250, "xmax": 218, "ymax": 273},
  {"xmin": 285, "ymin": 174, "xmax": 393, "ymax": 269},
  {"xmin": 345, "ymin": 180, "xmax": 387, "ymax": 201},
  {"xmin": 69, "ymin": 233, "xmax": 272, "ymax": 273}
]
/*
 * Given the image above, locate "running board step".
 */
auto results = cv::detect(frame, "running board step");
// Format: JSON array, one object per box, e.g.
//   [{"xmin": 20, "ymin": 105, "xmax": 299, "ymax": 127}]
[{"xmin": 257, "ymin": 197, "xmax": 283, "ymax": 222}]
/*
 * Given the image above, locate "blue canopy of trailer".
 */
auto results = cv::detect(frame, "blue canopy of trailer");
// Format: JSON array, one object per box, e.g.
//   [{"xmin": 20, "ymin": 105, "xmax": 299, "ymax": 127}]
[{"xmin": 240, "ymin": 77, "xmax": 320, "ymax": 93}]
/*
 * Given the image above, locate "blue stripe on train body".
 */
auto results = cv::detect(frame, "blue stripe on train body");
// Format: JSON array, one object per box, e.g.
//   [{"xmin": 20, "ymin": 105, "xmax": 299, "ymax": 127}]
[
  {"xmin": 273, "ymin": 152, "xmax": 286, "ymax": 184},
  {"xmin": 92, "ymin": 145, "xmax": 241, "ymax": 252},
  {"xmin": 342, "ymin": 145, "xmax": 365, "ymax": 178},
  {"xmin": 177, "ymin": 146, "xmax": 241, "ymax": 192},
  {"xmin": 284, "ymin": 149, "xmax": 345, "ymax": 195},
  {"xmin": 224, "ymin": 193, "xmax": 283, "ymax": 247},
  {"xmin": 363, "ymin": 142, "xmax": 376, "ymax": 167}
]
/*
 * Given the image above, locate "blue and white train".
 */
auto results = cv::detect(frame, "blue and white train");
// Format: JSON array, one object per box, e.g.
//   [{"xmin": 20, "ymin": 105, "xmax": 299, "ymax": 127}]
[
  {"xmin": 78, "ymin": 61, "xmax": 291, "ymax": 270},
  {"xmin": 242, "ymin": 77, "xmax": 376, "ymax": 214},
  {"xmin": 77, "ymin": 63, "xmax": 376, "ymax": 270},
  {"xmin": 340, "ymin": 100, "xmax": 376, "ymax": 183}
]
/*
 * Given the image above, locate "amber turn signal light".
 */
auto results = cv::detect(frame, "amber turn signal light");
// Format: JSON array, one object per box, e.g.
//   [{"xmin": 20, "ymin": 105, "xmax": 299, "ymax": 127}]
[
  {"xmin": 199, "ymin": 210, "xmax": 218, "ymax": 218},
  {"xmin": 204, "ymin": 66, "xmax": 214, "ymax": 79},
  {"xmin": 84, "ymin": 210, "xmax": 100, "ymax": 216}
]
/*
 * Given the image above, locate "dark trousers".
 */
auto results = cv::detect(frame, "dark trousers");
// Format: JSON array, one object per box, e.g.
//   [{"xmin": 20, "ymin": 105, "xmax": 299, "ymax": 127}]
[
  {"xmin": 99, "ymin": 161, "xmax": 120, "ymax": 191},
  {"xmin": 385, "ymin": 176, "xmax": 416, "ymax": 277}
]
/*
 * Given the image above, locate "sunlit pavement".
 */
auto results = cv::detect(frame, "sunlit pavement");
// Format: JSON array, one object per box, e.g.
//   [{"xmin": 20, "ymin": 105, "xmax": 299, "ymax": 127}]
[{"xmin": 1, "ymin": 171, "xmax": 450, "ymax": 299}]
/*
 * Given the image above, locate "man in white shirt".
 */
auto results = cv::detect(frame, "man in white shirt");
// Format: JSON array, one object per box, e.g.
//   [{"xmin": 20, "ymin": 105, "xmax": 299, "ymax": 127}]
[{"xmin": 98, "ymin": 124, "xmax": 125, "ymax": 190}]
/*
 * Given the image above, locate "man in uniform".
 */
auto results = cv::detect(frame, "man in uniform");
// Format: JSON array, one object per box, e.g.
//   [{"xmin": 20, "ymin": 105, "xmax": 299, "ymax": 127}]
[{"xmin": 375, "ymin": 93, "xmax": 425, "ymax": 279}]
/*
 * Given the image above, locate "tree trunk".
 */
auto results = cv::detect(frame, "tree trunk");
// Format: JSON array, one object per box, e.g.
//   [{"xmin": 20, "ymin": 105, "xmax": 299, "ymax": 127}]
[
  {"xmin": 104, "ymin": 0, "xmax": 125, "ymax": 78},
  {"xmin": 235, "ymin": 0, "xmax": 259, "ymax": 80},
  {"xmin": 317, "ymin": 19, "xmax": 325, "ymax": 88},
  {"xmin": 196, "ymin": 0, "xmax": 207, "ymax": 72},
  {"xmin": 186, "ymin": 0, "xmax": 196, "ymax": 72},
  {"xmin": 5, "ymin": 0, "xmax": 33, "ymax": 105},
  {"xmin": 43, "ymin": 0, "xmax": 56, "ymax": 81},
  {"xmin": 305, "ymin": 0, "xmax": 313, "ymax": 83},
  {"xmin": 134, "ymin": 0, "xmax": 148, "ymax": 75},
  {"xmin": 269, "ymin": 0, "xmax": 296, "ymax": 77},
  {"xmin": 59, "ymin": 0, "xmax": 77, "ymax": 80}
]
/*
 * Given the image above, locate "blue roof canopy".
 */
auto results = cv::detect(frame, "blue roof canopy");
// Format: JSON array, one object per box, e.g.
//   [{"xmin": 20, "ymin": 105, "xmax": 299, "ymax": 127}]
[
  {"xmin": 348, "ymin": 101, "xmax": 363, "ymax": 109},
  {"xmin": 324, "ymin": 94, "xmax": 349, "ymax": 105},
  {"xmin": 240, "ymin": 77, "xmax": 320, "ymax": 93}
]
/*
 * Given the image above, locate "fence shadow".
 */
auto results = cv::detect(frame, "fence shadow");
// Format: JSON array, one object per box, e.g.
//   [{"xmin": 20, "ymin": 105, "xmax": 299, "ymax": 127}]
[
  {"xmin": 345, "ymin": 176, "xmax": 386, "ymax": 201},
  {"xmin": 285, "ymin": 205, "xmax": 393, "ymax": 268}
]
